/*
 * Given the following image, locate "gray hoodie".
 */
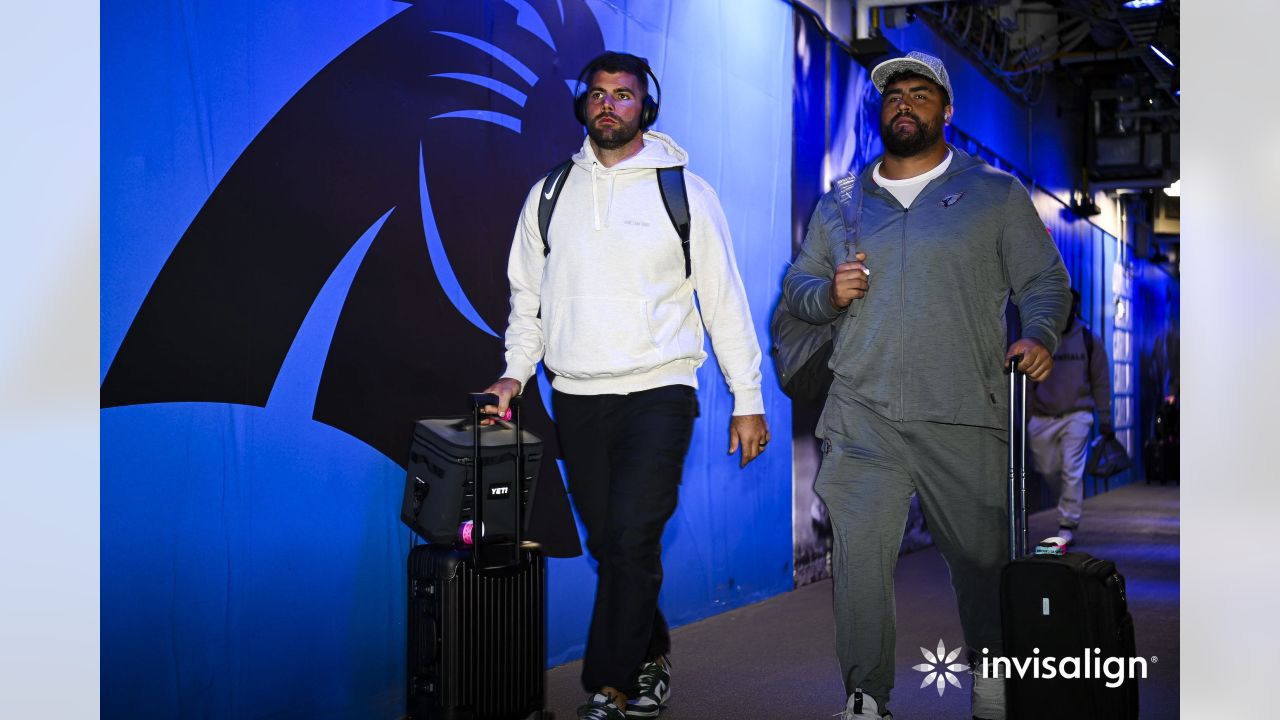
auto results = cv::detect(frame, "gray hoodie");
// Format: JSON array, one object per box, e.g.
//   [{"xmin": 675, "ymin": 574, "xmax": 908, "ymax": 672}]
[
  {"xmin": 1030, "ymin": 318, "xmax": 1113, "ymax": 426},
  {"xmin": 784, "ymin": 146, "xmax": 1070, "ymax": 430}
]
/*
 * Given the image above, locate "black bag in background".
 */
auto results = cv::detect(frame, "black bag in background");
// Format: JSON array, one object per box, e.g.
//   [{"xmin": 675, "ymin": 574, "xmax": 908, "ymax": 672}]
[{"xmin": 1085, "ymin": 434, "xmax": 1132, "ymax": 478}]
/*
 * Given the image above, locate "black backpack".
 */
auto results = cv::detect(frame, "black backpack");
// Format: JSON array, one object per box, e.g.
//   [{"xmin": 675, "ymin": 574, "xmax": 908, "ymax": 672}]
[
  {"xmin": 537, "ymin": 160, "xmax": 690, "ymax": 277},
  {"xmin": 770, "ymin": 173, "xmax": 863, "ymax": 403}
]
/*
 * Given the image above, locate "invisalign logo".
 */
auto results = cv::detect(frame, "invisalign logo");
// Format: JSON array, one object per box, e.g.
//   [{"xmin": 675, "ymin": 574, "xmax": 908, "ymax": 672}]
[
  {"xmin": 912, "ymin": 639, "xmax": 969, "ymax": 696},
  {"xmin": 980, "ymin": 647, "xmax": 1150, "ymax": 688}
]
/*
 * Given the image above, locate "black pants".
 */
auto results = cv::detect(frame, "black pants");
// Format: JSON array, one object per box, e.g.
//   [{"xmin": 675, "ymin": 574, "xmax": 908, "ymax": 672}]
[{"xmin": 552, "ymin": 384, "xmax": 699, "ymax": 697}]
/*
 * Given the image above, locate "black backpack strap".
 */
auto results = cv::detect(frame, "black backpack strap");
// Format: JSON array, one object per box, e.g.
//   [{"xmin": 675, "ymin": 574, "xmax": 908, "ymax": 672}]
[
  {"xmin": 537, "ymin": 160, "xmax": 574, "ymax": 257},
  {"xmin": 656, "ymin": 167, "xmax": 691, "ymax": 278}
]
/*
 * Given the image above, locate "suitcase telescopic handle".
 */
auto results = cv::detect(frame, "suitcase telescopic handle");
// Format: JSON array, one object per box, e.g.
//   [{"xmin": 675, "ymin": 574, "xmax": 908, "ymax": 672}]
[
  {"xmin": 1007, "ymin": 356, "xmax": 1028, "ymax": 561},
  {"xmin": 466, "ymin": 393, "xmax": 524, "ymax": 558},
  {"xmin": 468, "ymin": 393, "xmax": 522, "ymax": 410},
  {"xmin": 447, "ymin": 394, "xmax": 522, "ymax": 431}
]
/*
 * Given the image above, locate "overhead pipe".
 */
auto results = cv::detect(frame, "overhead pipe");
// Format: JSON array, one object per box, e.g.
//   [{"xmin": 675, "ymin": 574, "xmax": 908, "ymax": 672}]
[
  {"xmin": 855, "ymin": 0, "xmax": 957, "ymax": 40},
  {"xmin": 1057, "ymin": 48, "xmax": 1145, "ymax": 66},
  {"xmin": 916, "ymin": 3, "xmax": 1046, "ymax": 103},
  {"xmin": 997, "ymin": 45, "xmax": 1139, "ymax": 79}
]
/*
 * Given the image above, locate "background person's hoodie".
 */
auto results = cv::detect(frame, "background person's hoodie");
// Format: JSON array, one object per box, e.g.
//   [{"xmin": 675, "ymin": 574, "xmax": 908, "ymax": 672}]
[
  {"xmin": 1030, "ymin": 318, "xmax": 1113, "ymax": 425},
  {"xmin": 501, "ymin": 131, "xmax": 764, "ymax": 416}
]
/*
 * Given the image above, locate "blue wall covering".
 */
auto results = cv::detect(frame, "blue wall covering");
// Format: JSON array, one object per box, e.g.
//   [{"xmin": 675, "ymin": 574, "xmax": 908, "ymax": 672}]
[{"xmin": 101, "ymin": 1, "xmax": 793, "ymax": 717}]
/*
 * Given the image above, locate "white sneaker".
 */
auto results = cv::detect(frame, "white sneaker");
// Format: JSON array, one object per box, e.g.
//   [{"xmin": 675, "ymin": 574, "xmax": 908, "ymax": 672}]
[
  {"xmin": 625, "ymin": 656, "xmax": 670, "ymax": 718},
  {"xmin": 971, "ymin": 669, "xmax": 1006, "ymax": 720},
  {"xmin": 837, "ymin": 688, "xmax": 891, "ymax": 719},
  {"xmin": 1057, "ymin": 526, "xmax": 1075, "ymax": 546}
]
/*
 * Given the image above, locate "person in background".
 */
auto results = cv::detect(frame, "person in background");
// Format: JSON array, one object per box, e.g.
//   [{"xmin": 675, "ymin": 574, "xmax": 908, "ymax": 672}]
[{"xmin": 1028, "ymin": 288, "xmax": 1114, "ymax": 546}]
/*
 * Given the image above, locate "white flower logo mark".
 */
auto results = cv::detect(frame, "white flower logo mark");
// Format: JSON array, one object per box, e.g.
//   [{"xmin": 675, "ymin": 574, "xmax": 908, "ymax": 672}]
[{"xmin": 912, "ymin": 639, "xmax": 970, "ymax": 697}]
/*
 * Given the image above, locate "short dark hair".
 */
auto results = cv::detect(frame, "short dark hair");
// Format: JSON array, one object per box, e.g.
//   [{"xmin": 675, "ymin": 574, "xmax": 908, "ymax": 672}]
[
  {"xmin": 881, "ymin": 69, "xmax": 951, "ymax": 106},
  {"xmin": 581, "ymin": 51, "xmax": 651, "ymax": 97}
]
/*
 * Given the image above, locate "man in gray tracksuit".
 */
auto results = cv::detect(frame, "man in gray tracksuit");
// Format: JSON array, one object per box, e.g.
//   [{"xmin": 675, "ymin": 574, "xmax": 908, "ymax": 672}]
[{"xmin": 783, "ymin": 52, "xmax": 1070, "ymax": 719}]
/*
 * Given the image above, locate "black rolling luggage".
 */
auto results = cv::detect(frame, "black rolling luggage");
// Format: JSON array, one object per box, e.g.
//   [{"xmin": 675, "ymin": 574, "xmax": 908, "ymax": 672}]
[
  {"xmin": 999, "ymin": 359, "xmax": 1139, "ymax": 720},
  {"xmin": 407, "ymin": 545, "xmax": 548, "ymax": 720},
  {"xmin": 404, "ymin": 394, "xmax": 551, "ymax": 720}
]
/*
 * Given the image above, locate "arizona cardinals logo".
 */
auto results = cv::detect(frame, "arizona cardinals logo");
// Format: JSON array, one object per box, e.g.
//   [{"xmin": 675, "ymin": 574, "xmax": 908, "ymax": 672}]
[{"xmin": 101, "ymin": 0, "xmax": 601, "ymax": 555}]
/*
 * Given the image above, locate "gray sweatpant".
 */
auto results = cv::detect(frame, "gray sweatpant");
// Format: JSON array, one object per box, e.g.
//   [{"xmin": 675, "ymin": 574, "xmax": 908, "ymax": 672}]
[
  {"xmin": 815, "ymin": 394, "xmax": 1008, "ymax": 710},
  {"xmin": 1028, "ymin": 411, "xmax": 1092, "ymax": 529}
]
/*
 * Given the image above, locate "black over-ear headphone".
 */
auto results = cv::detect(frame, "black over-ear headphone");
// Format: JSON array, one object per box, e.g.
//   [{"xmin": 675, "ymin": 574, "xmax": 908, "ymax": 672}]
[{"xmin": 573, "ymin": 52, "xmax": 662, "ymax": 129}]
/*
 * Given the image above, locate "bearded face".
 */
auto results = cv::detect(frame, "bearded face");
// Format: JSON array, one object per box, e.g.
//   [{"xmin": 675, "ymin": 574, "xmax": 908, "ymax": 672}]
[
  {"xmin": 878, "ymin": 76, "xmax": 950, "ymax": 158},
  {"xmin": 583, "ymin": 70, "xmax": 646, "ymax": 150},
  {"xmin": 881, "ymin": 109, "xmax": 944, "ymax": 157}
]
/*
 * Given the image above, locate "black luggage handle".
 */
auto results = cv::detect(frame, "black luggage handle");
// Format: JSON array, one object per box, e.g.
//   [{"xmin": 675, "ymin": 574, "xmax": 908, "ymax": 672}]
[
  {"xmin": 1007, "ymin": 356, "xmax": 1028, "ymax": 561},
  {"xmin": 468, "ymin": 392, "xmax": 522, "ymax": 409},
  {"xmin": 468, "ymin": 393, "xmax": 524, "ymax": 567},
  {"xmin": 452, "ymin": 394, "xmax": 522, "ymax": 430}
]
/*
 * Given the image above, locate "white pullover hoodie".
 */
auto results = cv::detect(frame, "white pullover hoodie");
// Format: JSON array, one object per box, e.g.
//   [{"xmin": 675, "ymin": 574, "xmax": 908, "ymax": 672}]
[{"xmin": 501, "ymin": 131, "xmax": 763, "ymax": 416}]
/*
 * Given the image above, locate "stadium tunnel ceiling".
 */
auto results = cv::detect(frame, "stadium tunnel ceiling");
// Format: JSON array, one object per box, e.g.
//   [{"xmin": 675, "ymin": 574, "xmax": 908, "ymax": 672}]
[{"xmin": 855, "ymin": 0, "xmax": 1180, "ymax": 192}]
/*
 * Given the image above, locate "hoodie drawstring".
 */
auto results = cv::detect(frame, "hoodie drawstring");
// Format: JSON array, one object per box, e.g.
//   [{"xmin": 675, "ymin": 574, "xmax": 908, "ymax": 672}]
[
  {"xmin": 605, "ymin": 173, "xmax": 616, "ymax": 226},
  {"xmin": 591, "ymin": 162, "xmax": 601, "ymax": 230},
  {"xmin": 589, "ymin": 161, "xmax": 619, "ymax": 230}
]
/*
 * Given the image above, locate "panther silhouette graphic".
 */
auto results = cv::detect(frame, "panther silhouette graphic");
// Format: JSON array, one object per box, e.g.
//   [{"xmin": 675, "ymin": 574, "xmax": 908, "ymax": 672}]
[{"xmin": 101, "ymin": 0, "xmax": 604, "ymax": 555}]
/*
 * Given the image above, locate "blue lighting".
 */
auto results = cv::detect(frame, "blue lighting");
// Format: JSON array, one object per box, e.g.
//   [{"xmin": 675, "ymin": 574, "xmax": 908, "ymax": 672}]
[
  {"xmin": 1150, "ymin": 44, "xmax": 1176, "ymax": 67},
  {"xmin": 1122, "ymin": 0, "xmax": 1162, "ymax": 8}
]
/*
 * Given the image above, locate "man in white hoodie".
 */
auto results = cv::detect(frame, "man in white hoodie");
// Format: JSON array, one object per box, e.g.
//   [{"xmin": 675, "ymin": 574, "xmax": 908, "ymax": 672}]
[{"xmin": 481, "ymin": 52, "xmax": 769, "ymax": 720}]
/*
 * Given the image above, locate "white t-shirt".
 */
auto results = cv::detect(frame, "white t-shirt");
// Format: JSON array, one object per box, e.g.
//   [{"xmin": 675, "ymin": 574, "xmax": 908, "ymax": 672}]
[{"xmin": 872, "ymin": 150, "xmax": 953, "ymax": 209}]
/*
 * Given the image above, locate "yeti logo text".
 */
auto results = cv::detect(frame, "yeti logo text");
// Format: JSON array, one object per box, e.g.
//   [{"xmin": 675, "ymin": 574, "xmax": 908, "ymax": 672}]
[
  {"xmin": 912, "ymin": 639, "xmax": 969, "ymax": 696},
  {"xmin": 489, "ymin": 483, "xmax": 512, "ymax": 498},
  {"xmin": 981, "ymin": 648, "xmax": 1149, "ymax": 688}
]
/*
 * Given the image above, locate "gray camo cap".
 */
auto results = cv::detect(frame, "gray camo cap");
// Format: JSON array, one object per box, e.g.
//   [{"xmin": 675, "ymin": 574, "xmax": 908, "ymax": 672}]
[{"xmin": 871, "ymin": 51, "xmax": 954, "ymax": 105}]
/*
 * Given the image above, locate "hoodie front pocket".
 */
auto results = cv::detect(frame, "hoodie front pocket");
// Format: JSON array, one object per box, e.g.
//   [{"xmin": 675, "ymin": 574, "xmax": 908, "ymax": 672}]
[{"xmin": 545, "ymin": 296, "xmax": 661, "ymax": 378}]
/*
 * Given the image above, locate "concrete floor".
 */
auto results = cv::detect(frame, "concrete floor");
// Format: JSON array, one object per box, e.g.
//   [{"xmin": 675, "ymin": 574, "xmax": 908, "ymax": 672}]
[{"xmin": 544, "ymin": 482, "xmax": 1180, "ymax": 719}]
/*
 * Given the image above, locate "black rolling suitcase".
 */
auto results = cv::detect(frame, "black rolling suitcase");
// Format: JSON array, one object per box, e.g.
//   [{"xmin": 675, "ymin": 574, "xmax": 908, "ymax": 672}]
[
  {"xmin": 999, "ymin": 359, "xmax": 1139, "ymax": 720},
  {"xmin": 404, "ymin": 394, "xmax": 551, "ymax": 720},
  {"xmin": 407, "ymin": 545, "xmax": 548, "ymax": 720}
]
